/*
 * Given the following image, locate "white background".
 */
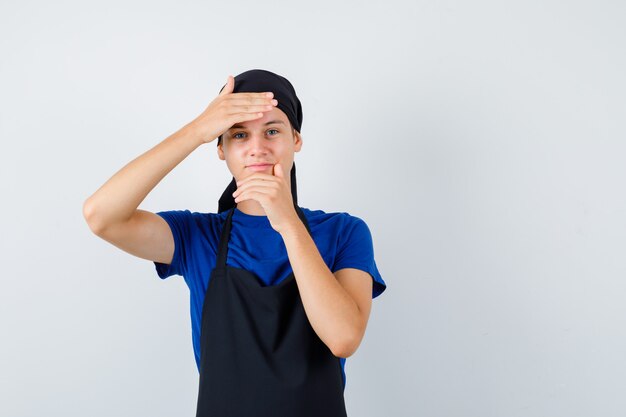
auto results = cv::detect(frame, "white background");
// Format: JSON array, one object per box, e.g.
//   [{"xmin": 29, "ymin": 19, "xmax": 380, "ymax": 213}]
[{"xmin": 1, "ymin": 0, "xmax": 625, "ymax": 416}]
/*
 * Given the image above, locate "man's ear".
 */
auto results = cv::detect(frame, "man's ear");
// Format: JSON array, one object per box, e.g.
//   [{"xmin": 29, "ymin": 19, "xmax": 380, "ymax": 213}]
[
  {"xmin": 217, "ymin": 141, "xmax": 225, "ymax": 160},
  {"xmin": 294, "ymin": 131, "xmax": 303, "ymax": 152}
]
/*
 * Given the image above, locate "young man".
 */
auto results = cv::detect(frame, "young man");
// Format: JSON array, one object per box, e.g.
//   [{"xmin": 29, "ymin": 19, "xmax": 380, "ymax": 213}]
[{"xmin": 83, "ymin": 69, "xmax": 386, "ymax": 416}]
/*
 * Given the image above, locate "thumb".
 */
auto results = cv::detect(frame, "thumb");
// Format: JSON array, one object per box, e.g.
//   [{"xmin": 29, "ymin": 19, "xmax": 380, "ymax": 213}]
[
  {"xmin": 218, "ymin": 75, "xmax": 234, "ymax": 96},
  {"xmin": 273, "ymin": 162, "xmax": 284, "ymax": 178}
]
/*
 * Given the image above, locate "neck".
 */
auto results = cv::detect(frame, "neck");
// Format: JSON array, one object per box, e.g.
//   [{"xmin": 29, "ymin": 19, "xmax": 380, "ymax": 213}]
[{"xmin": 236, "ymin": 200, "xmax": 267, "ymax": 216}]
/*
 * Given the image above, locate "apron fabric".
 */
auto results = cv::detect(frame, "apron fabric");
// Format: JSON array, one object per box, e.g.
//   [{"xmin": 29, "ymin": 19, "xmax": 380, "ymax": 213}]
[{"xmin": 195, "ymin": 205, "xmax": 348, "ymax": 417}]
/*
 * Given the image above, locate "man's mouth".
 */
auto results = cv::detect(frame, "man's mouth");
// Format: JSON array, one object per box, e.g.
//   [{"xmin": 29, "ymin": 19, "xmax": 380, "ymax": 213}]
[{"xmin": 247, "ymin": 163, "xmax": 273, "ymax": 170}]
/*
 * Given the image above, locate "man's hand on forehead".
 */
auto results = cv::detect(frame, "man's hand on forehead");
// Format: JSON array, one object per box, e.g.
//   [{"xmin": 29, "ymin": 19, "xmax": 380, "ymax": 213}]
[{"xmin": 188, "ymin": 75, "xmax": 278, "ymax": 144}]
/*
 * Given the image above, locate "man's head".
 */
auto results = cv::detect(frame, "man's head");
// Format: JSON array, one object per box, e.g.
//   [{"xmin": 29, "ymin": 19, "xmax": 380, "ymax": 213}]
[{"xmin": 216, "ymin": 69, "xmax": 303, "ymax": 213}]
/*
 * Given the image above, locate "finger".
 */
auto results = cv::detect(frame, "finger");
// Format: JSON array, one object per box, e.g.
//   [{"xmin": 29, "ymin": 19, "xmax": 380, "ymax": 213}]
[
  {"xmin": 230, "ymin": 91, "xmax": 274, "ymax": 99},
  {"xmin": 235, "ymin": 180, "xmax": 279, "ymax": 194},
  {"xmin": 273, "ymin": 162, "xmax": 284, "ymax": 178},
  {"xmin": 227, "ymin": 97, "xmax": 278, "ymax": 106},
  {"xmin": 236, "ymin": 173, "xmax": 278, "ymax": 186},
  {"xmin": 229, "ymin": 112, "xmax": 265, "ymax": 122},
  {"xmin": 233, "ymin": 181, "xmax": 276, "ymax": 197},
  {"xmin": 218, "ymin": 75, "xmax": 234, "ymax": 96},
  {"xmin": 234, "ymin": 190, "xmax": 269, "ymax": 204},
  {"xmin": 225, "ymin": 103, "xmax": 275, "ymax": 116}
]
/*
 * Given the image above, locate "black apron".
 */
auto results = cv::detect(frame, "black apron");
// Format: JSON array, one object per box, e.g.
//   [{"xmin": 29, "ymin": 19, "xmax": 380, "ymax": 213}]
[{"xmin": 195, "ymin": 205, "xmax": 348, "ymax": 417}]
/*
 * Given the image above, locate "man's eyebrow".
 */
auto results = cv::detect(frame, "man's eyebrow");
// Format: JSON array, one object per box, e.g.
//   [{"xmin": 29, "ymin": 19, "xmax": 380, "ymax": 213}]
[{"xmin": 229, "ymin": 120, "xmax": 286, "ymax": 130}]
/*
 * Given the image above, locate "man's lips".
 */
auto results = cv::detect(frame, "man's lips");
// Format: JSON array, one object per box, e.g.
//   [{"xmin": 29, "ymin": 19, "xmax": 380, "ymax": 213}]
[
  {"xmin": 246, "ymin": 163, "xmax": 273, "ymax": 167},
  {"xmin": 246, "ymin": 163, "xmax": 273, "ymax": 171}
]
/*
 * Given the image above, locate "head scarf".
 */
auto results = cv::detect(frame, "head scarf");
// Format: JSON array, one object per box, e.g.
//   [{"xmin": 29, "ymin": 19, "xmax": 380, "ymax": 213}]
[{"xmin": 217, "ymin": 69, "xmax": 303, "ymax": 213}]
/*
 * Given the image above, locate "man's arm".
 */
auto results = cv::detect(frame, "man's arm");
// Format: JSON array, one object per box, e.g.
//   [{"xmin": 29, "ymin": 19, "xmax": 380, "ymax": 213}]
[
  {"xmin": 82, "ymin": 124, "xmax": 205, "ymax": 264},
  {"xmin": 83, "ymin": 125, "xmax": 204, "ymax": 234},
  {"xmin": 83, "ymin": 75, "xmax": 277, "ymax": 262},
  {"xmin": 280, "ymin": 221, "xmax": 373, "ymax": 358}
]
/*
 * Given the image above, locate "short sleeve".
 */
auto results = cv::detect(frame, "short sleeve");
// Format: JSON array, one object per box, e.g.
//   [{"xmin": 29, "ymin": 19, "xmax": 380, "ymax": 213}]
[
  {"xmin": 153, "ymin": 209, "xmax": 193, "ymax": 279},
  {"xmin": 332, "ymin": 216, "xmax": 387, "ymax": 299}
]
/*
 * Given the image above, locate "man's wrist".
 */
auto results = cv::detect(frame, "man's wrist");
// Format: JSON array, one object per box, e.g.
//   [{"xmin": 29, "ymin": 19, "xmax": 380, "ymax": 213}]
[
  {"xmin": 179, "ymin": 122, "xmax": 212, "ymax": 148},
  {"xmin": 278, "ymin": 214, "xmax": 307, "ymax": 239}
]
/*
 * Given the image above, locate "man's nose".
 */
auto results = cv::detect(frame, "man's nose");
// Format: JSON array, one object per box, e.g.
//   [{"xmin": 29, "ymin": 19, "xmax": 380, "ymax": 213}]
[{"xmin": 247, "ymin": 133, "xmax": 269, "ymax": 154}]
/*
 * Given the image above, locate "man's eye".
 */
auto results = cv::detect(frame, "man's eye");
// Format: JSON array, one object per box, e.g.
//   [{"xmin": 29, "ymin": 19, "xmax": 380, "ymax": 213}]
[{"xmin": 231, "ymin": 130, "xmax": 277, "ymax": 139}]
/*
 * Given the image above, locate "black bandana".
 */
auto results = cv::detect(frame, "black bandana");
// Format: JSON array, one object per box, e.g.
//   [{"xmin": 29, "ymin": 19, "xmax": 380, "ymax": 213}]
[{"xmin": 217, "ymin": 69, "xmax": 303, "ymax": 213}]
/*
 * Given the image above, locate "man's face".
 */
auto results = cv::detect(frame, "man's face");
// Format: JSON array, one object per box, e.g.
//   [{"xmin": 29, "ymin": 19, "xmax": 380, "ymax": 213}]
[{"xmin": 217, "ymin": 107, "xmax": 302, "ymax": 182}]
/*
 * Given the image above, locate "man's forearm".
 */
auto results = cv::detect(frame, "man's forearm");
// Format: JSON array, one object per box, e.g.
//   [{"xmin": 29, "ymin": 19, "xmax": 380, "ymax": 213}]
[
  {"xmin": 83, "ymin": 125, "xmax": 204, "ymax": 232},
  {"xmin": 279, "ymin": 219, "xmax": 362, "ymax": 357}
]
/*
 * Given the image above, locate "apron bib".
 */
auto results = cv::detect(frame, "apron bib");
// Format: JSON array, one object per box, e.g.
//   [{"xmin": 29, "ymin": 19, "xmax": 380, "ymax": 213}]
[{"xmin": 195, "ymin": 205, "xmax": 348, "ymax": 417}]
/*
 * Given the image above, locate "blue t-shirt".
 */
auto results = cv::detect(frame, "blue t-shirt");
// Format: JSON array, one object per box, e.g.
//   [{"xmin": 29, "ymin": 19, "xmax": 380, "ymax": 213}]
[{"xmin": 153, "ymin": 206, "xmax": 386, "ymax": 389}]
